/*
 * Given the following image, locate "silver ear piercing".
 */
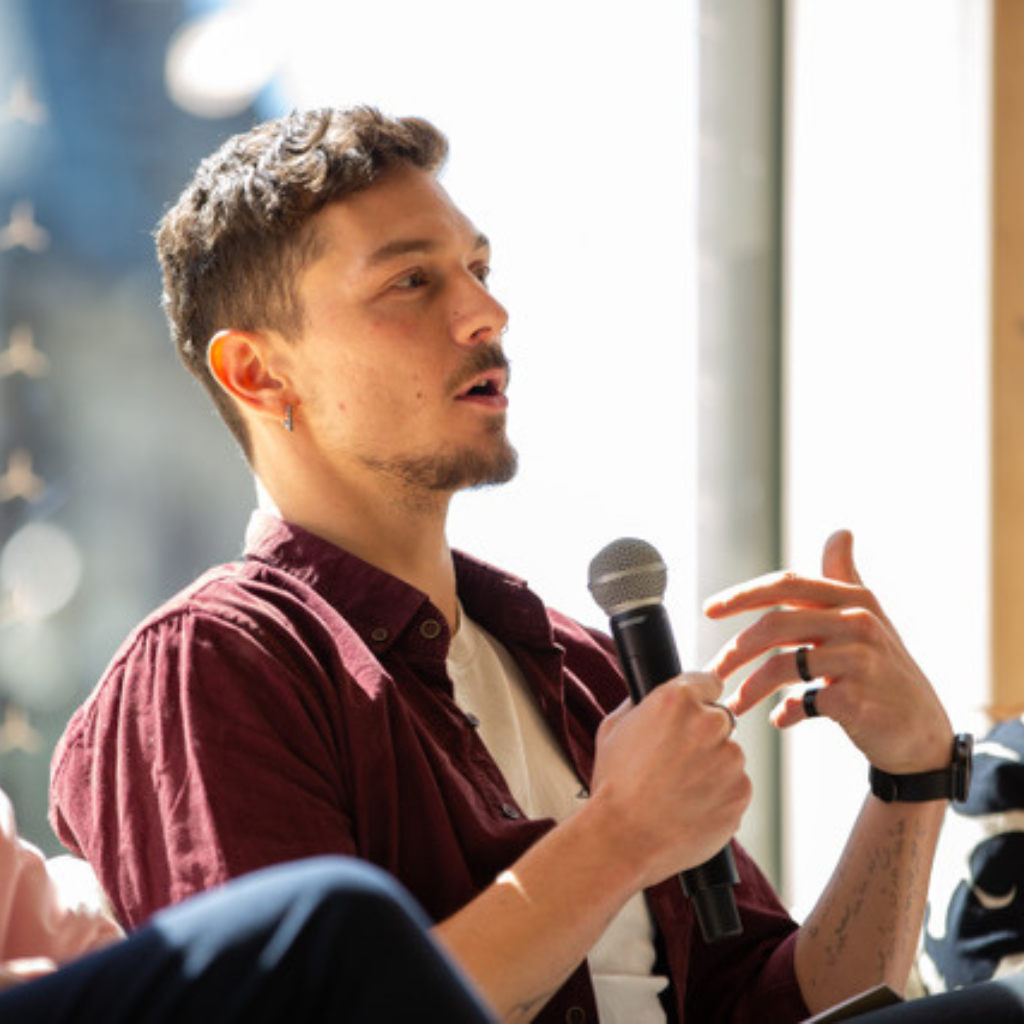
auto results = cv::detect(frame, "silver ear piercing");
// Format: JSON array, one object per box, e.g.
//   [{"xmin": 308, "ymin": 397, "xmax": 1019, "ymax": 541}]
[{"xmin": 282, "ymin": 405, "xmax": 294, "ymax": 433}]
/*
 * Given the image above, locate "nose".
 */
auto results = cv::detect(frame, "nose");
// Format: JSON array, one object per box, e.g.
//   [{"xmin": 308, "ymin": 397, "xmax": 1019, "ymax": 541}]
[{"xmin": 453, "ymin": 277, "xmax": 509, "ymax": 347}]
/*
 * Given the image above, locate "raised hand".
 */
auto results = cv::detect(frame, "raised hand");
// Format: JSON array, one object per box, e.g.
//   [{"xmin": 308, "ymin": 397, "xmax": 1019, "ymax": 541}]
[{"xmin": 704, "ymin": 530, "xmax": 952, "ymax": 774}]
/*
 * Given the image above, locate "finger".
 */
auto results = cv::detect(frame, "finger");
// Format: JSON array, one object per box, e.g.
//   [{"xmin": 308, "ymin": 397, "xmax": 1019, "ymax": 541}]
[
  {"xmin": 605, "ymin": 698, "xmax": 632, "ymax": 721},
  {"xmin": 821, "ymin": 530, "xmax": 899, "ymax": 634},
  {"xmin": 709, "ymin": 606, "xmax": 857, "ymax": 684},
  {"xmin": 673, "ymin": 670, "xmax": 724, "ymax": 707},
  {"xmin": 595, "ymin": 698, "xmax": 633, "ymax": 742},
  {"xmin": 707, "ymin": 700, "xmax": 738, "ymax": 738},
  {"xmin": 620, "ymin": 673, "xmax": 724, "ymax": 725},
  {"xmin": 770, "ymin": 685, "xmax": 830, "ymax": 729},
  {"xmin": 726, "ymin": 641, "xmax": 865, "ymax": 717},
  {"xmin": 703, "ymin": 570, "xmax": 866, "ymax": 621},
  {"xmin": 609, "ymin": 674, "xmax": 735, "ymax": 778},
  {"xmin": 822, "ymin": 529, "xmax": 864, "ymax": 585},
  {"xmin": 724, "ymin": 647, "xmax": 812, "ymax": 716}
]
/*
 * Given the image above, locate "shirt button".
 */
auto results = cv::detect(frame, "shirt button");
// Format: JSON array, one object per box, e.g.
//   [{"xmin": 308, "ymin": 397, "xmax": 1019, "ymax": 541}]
[
  {"xmin": 465, "ymin": 712, "xmax": 481, "ymax": 728},
  {"xmin": 370, "ymin": 627, "xmax": 389, "ymax": 643},
  {"xmin": 500, "ymin": 803, "xmax": 521, "ymax": 820},
  {"xmin": 566, "ymin": 1009, "xmax": 587, "ymax": 1023},
  {"xmin": 420, "ymin": 619, "xmax": 442, "ymax": 640}
]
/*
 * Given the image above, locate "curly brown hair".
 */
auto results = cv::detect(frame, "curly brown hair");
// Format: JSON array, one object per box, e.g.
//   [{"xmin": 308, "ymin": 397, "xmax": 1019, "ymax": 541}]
[{"xmin": 156, "ymin": 106, "xmax": 449, "ymax": 460}]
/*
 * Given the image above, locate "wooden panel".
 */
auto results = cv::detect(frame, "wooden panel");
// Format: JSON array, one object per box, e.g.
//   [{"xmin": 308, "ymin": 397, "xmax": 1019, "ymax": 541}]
[{"xmin": 992, "ymin": 0, "xmax": 1024, "ymax": 716}]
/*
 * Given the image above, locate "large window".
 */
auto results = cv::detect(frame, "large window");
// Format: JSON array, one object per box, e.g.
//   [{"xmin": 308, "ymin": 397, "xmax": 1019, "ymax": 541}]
[{"xmin": 784, "ymin": 0, "xmax": 990, "ymax": 912}]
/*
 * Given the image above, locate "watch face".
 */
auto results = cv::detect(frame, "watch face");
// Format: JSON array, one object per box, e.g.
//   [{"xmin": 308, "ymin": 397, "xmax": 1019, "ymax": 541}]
[{"xmin": 954, "ymin": 733, "xmax": 974, "ymax": 803}]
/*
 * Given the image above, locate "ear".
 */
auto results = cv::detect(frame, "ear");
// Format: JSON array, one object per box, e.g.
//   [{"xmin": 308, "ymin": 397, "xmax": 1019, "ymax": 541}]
[{"xmin": 207, "ymin": 329, "xmax": 292, "ymax": 425}]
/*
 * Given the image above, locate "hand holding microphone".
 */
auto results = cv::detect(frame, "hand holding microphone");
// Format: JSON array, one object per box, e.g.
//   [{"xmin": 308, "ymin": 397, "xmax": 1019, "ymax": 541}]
[{"xmin": 588, "ymin": 537, "xmax": 744, "ymax": 943}]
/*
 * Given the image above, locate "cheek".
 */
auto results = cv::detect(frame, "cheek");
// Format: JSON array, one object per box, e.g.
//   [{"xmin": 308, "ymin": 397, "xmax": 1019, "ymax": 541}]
[{"xmin": 401, "ymin": 369, "xmax": 427, "ymax": 403}]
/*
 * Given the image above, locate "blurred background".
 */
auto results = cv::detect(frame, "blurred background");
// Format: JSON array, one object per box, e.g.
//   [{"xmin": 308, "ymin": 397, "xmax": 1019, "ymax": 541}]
[{"xmin": 0, "ymin": 0, "xmax": 1007, "ymax": 918}]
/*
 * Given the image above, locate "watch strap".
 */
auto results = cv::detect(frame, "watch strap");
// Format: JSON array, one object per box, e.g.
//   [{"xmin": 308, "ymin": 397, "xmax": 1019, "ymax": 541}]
[
  {"xmin": 869, "ymin": 764, "xmax": 953, "ymax": 803},
  {"xmin": 869, "ymin": 733, "xmax": 973, "ymax": 804}
]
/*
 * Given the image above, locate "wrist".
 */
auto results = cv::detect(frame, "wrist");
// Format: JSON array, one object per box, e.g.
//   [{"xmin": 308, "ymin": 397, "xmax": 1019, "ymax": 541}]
[
  {"xmin": 569, "ymin": 792, "xmax": 654, "ymax": 893},
  {"xmin": 869, "ymin": 733, "xmax": 973, "ymax": 804}
]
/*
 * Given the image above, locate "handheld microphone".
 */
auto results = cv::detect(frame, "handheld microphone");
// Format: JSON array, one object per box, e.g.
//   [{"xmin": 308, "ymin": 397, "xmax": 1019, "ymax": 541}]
[{"xmin": 588, "ymin": 537, "xmax": 742, "ymax": 943}]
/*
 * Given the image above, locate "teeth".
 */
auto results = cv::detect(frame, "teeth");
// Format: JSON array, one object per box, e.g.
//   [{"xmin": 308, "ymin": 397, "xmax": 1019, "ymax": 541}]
[{"xmin": 460, "ymin": 373, "xmax": 503, "ymax": 397}]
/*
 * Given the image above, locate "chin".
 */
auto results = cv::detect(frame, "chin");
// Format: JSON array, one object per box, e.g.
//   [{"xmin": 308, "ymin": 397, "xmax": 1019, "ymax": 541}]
[
  {"xmin": 443, "ymin": 442, "xmax": 519, "ymax": 492},
  {"xmin": 367, "ymin": 439, "xmax": 518, "ymax": 494}
]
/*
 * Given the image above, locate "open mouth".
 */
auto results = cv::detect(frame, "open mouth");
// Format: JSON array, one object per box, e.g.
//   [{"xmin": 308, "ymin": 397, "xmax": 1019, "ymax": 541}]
[
  {"xmin": 463, "ymin": 379, "xmax": 501, "ymax": 398},
  {"xmin": 456, "ymin": 370, "xmax": 507, "ymax": 401}
]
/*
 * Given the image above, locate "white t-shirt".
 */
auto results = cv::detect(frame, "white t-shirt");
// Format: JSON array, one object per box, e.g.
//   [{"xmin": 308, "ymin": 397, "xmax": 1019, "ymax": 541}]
[{"xmin": 447, "ymin": 609, "xmax": 668, "ymax": 1023}]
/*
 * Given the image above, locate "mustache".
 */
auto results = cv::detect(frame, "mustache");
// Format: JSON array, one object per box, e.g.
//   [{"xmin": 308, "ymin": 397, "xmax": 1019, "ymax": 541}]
[{"xmin": 448, "ymin": 344, "xmax": 511, "ymax": 393}]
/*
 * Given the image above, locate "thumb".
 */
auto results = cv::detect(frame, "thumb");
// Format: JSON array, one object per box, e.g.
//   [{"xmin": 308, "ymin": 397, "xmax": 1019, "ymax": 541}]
[{"xmin": 822, "ymin": 529, "xmax": 863, "ymax": 585}]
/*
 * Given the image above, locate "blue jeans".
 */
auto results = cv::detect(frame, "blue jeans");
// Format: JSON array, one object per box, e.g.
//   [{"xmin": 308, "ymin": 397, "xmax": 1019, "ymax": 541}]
[{"xmin": 0, "ymin": 857, "xmax": 495, "ymax": 1022}]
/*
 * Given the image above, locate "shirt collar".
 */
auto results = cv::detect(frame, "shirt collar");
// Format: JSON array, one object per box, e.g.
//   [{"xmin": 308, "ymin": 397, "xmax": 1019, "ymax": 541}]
[{"xmin": 242, "ymin": 510, "xmax": 556, "ymax": 655}]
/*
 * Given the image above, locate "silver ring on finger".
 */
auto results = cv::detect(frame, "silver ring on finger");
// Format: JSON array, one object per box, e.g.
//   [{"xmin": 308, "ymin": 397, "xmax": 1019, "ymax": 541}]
[{"xmin": 711, "ymin": 701, "xmax": 738, "ymax": 736}]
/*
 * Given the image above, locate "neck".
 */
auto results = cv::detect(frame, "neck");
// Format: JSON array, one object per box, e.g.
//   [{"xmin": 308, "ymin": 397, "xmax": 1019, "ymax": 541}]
[{"xmin": 255, "ymin": 461, "xmax": 461, "ymax": 631}]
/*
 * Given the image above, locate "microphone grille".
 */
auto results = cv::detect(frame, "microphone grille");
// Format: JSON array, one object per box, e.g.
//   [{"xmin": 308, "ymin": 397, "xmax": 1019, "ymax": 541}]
[{"xmin": 588, "ymin": 537, "xmax": 668, "ymax": 616}]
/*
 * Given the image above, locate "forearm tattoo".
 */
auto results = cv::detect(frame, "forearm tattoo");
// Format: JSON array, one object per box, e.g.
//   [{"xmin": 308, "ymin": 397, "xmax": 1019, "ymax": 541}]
[{"xmin": 804, "ymin": 815, "xmax": 930, "ymax": 991}]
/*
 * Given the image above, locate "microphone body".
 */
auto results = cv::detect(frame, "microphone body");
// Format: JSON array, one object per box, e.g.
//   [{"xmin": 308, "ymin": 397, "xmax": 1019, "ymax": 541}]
[{"xmin": 590, "ymin": 539, "xmax": 742, "ymax": 944}]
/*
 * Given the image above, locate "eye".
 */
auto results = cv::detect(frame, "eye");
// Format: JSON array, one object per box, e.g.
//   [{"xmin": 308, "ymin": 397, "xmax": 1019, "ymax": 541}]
[
  {"xmin": 473, "ymin": 263, "xmax": 492, "ymax": 287},
  {"xmin": 392, "ymin": 269, "xmax": 430, "ymax": 290}
]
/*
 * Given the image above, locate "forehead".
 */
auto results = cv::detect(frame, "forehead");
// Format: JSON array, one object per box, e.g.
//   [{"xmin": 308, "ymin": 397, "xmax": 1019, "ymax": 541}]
[{"xmin": 306, "ymin": 164, "xmax": 482, "ymax": 271}]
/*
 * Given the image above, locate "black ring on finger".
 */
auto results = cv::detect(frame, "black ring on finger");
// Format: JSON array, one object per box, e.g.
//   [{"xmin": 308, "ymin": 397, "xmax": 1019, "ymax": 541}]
[
  {"xmin": 802, "ymin": 684, "xmax": 823, "ymax": 719},
  {"xmin": 796, "ymin": 645, "xmax": 814, "ymax": 683}
]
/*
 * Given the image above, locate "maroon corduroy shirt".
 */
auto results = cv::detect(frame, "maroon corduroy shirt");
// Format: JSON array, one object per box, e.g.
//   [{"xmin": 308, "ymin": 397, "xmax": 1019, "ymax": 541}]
[{"xmin": 50, "ymin": 512, "xmax": 807, "ymax": 1022}]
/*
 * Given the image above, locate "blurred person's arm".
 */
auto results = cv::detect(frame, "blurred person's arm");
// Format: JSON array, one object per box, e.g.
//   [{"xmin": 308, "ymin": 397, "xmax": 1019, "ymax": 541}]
[{"xmin": 0, "ymin": 789, "xmax": 121, "ymax": 974}]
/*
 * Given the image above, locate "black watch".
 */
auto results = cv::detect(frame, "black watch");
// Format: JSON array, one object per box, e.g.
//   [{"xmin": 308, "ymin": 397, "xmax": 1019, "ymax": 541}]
[{"xmin": 869, "ymin": 733, "xmax": 974, "ymax": 804}]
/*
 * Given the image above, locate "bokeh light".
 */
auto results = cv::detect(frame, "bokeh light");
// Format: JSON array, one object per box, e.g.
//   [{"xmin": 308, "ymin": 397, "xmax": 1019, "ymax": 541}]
[{"xmin": 0, "ymin": 520, "xmax": 83, "ymax": 622}]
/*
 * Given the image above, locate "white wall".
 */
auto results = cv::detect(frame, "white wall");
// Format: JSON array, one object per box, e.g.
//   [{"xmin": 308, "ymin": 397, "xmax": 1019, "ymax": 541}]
[{"xmin": 783, "ymin": 0, "xmax": 991, "ymax": 914}]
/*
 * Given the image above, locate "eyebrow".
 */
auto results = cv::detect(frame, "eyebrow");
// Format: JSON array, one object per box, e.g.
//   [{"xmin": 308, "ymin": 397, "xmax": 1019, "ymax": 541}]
[{"xmin": 364, "ymin": 232, "xmax": 490, "ymax": 269}]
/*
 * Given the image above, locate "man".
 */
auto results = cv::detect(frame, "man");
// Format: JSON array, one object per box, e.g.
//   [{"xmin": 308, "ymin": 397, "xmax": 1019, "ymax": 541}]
[{"xmin": 50, "ymin": 106, "xmax": 959, "ymax": 1022}]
